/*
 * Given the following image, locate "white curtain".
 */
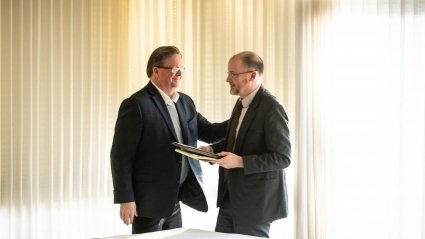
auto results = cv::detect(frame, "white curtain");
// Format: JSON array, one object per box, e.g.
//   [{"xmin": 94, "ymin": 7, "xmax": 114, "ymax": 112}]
[
  {"xmin": 1, "ymin": 0, "xmax": 424, "ymax": 239},
  {"xmin": 1, "ymin": 0, "xmax": 295, "ymax": 238},
  {"xmin": 0, "ymin": 0, "xmax": 130, "ymax": 238},
  {"xmin": 295, "ymin": 0, "xmax": 425, "ymax": 238}
]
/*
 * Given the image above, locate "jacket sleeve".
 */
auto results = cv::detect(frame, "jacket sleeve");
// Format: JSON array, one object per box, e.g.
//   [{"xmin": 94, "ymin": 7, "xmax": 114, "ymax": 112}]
[
  {"xmin": 110, "ymin": 98, "xmax": 143, "ymax": 203},
  {"xmin": 243, "ymin": 103, "xmax": 291, "ymax": 174},
  {"xmin": 197, "ymin": 112, "xmax": 228, "ymax": 144}
]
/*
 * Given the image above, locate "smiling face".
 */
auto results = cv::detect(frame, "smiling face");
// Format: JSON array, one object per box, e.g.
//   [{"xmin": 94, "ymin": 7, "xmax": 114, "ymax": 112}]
[{"xmin": 151, "ymin": 53, "xmax": 184, "ymax": 98}]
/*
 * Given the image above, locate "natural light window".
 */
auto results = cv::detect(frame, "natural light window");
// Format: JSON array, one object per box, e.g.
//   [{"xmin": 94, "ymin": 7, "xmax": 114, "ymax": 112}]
[{"xmin": 322, "ymin": 11, "xmax": 425, "ymax": 239}]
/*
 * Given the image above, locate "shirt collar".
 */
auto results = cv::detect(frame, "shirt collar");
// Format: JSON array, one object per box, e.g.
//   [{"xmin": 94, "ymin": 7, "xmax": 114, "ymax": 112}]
[
  {"xmin": 151, "ymin": 80, "xmax": 180, "ymax": 105},
  {"xmin": 240, "ymin": 85, "xmax": 261, "ymax": 108}
]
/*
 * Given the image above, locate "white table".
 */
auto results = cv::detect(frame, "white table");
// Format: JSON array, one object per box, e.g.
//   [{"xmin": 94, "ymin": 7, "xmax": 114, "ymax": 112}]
[{"xmin": 99, "ymin": 228, "xmax": 267, "ymax": 239}]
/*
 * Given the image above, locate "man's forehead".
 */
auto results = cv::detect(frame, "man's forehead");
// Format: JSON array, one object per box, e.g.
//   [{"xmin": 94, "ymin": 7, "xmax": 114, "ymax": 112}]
[
  {"xmin": 164, "ymin": 54, "xmax": 182, "ymax": 63},
  {"xmin": 228, "ymin": 58, "xmax": 243, "ymax": 68}
]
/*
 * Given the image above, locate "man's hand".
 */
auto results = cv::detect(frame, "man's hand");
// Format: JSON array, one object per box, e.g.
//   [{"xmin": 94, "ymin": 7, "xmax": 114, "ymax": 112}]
[
  {"xmin": 120, "ymin": 202, "xmax": 138, "ymax": 225},
  {"xmin": 215, "ymin": 151, "xmax": 244, "ymax": 168}
]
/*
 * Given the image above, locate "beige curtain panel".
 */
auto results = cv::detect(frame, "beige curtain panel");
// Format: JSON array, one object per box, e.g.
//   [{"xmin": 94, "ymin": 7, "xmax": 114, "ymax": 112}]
[{"xmin": 1, "ymin": 0, "xmax": 424, "ymax": 239}]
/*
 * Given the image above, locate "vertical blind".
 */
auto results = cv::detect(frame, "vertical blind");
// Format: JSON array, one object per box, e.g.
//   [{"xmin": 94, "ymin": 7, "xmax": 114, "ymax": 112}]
[
  {"xmin": 1, "ymin": 0, "xmax": 130, "ymax": 238},
  {"xmin": 2, "ymin": 0, "xmax": 424, "ymax": 239},
  {"xmin": 1, "ymin": 0, "xmax": 296, "ymax": 238}
]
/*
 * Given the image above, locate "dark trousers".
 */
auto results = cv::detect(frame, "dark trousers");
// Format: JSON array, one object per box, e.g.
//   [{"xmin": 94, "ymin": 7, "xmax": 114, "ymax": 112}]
[
  {"xmin": 215, "ymin": 190, "xmax": 271, "ymax": 238},
  {"xmin": 132, "ymin": 202, "xmax": 182, "ymax": 234}
]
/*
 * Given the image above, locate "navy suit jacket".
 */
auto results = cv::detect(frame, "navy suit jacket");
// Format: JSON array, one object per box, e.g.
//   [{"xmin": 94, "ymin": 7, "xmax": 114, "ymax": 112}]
[
  {"xmin": 212, "ymin": 86, "xmax": 291, "ymax": 225},
  {"xmin": 111, "ymin": 81, "xmax": 226, "ymax": 218}
]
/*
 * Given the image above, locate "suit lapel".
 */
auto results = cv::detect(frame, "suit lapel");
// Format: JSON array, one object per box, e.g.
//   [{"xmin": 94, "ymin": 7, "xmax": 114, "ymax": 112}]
[
  {"xmin": 147, "ymin": 82, "xmax": 179, "ymax": 141},
  {"xmin": 234, "ymin": 86, "xmax": 264, "ymax": 152}
]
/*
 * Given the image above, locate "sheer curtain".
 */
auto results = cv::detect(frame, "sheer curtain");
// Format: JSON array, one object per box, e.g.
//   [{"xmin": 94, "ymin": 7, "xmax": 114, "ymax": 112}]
[
  {"xmin": 1, "ymin": 0, "xmax": 296, "ymax": 238},
  {"xmin": 2, "ymin": 0, "xmax": 424, "ymax": 238},
  {"xmin": 296, "ymin": 0, "xmax": 425, "ymax": 238},
  {"xmin": 0, "ymin": 0, "xmax": 130, "ymax": 238}
]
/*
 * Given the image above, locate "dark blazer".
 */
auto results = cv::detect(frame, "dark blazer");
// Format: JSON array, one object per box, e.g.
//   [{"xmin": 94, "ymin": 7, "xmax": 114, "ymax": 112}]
[
  {"xmin": 213, "ymin": 86, "xmax": 291, "ymax": 225},
  {"xmin": 111, "ymin": 81, "xmax": 226, "ymax": 219}
]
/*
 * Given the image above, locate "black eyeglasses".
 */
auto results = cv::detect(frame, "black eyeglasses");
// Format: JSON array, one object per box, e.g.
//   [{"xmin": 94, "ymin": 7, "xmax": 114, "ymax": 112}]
[
  {"xmin": 155, "ymin": 66, "xmax": 186, "ymax": 74},
  {"xmin": 227, "ymin": 70, "xmax": 256, "ymax": 79}
]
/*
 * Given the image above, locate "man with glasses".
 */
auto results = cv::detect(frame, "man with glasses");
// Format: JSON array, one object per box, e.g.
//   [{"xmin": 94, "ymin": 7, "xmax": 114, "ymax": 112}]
[
  {"xmin": 204, "ymin": 51, "xmax": 291, "ymax": 238},
  {"xmin": 110, "ymin": 46, "xmax": 226, "ymax": 234}
]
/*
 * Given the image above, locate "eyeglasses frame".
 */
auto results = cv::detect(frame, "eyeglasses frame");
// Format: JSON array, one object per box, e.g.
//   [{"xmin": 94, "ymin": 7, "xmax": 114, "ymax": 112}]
[
  {"xmin": 227, "ymin": 70, "xmax": 256, "ymax": 79},
  {"xmin": 155, "ymin": 66, "xmax": 186, "ymax": 74}
]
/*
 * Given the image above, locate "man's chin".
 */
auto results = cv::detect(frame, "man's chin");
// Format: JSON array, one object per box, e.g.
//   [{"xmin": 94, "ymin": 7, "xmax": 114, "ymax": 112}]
[
  {"xmin": 230, "ymin": 88, "xmax": 238, "ymax": 95},
  {"xmin": 170, "ymin": 80, "xmax": 180, "ymax": 88}
]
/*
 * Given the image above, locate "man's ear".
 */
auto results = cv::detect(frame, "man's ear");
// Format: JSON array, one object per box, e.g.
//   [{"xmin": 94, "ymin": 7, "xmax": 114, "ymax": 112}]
[
  {"xmin": 249, "ymin": 71, "xmax": 257, "ymax": 81},
  {"xmin": 153, "ymin": 67, "xmax": 159, "ymax": 75}
]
